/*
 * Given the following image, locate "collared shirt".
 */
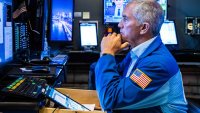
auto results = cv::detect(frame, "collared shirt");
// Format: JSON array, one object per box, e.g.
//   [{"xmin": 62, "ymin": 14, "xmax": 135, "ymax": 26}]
[{"xmin": 125, "ymin": 37, "xmax": 156, "ymax": 77}]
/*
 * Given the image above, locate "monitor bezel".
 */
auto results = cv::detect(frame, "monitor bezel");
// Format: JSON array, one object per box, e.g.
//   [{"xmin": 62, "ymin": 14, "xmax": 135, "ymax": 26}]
[
  {"xmin": 47, "ymin": 0, "xmax": 74, "ymax": 50},
  {"xmin": 159, "ymin": 20, "xmax": 179, "ymax": 51},
  {"xmin": 79, "ymin": 21, "xmax": 98, "ymax": 50},
  {"xmin": 103, "ymin": 0, "xmax": 129, "ymax": 24},
  {"xmin": 45, "ymin": 86, "xmax": 91, "ymax": 111},
  {"xmin": 0, "ymin": 0, "xmax": 13, "ymax": 78},
  {"xmin": 156, "ymin": 0, "xmax": 168, "ymax": 21},
  {"xmin": 160, "ymin": 20, "xmax": 178, "ymax": 45},
  {"xmin": 103, "ymin": 0, "xmax": 168, "ymax": 24}
]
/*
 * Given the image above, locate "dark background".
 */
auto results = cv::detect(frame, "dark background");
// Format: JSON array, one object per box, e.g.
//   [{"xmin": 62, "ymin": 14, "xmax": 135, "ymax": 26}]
[
  {"xmin": 72, "ymin": 0, "xmax": 200, "ymax": 51},
  {"xmin": 11, "ymin": 0, "xmax": 200, "ymax": 52}
]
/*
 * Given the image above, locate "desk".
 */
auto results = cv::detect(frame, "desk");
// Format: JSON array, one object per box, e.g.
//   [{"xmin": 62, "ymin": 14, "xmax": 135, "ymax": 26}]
[
  {"xmin": 39, "ymin": 108, "xmax": 104, "ymax": 113},
  {"xmin": 55, "ymin": 88, "xmax": 101, "ymax": 109},
  {"xmin": 7, "ymin": 66, "xmax": 62, "ymax": 78},
  {"xmin": 0, "ymin": 88, "xmax": 104, "ymax": 113},
  {"xmin": 7, "ymin": 54, "xmax": 68, "ymax": 86},
  {"xmin": 0, "ymin": 81, "xmax": 44, "ymax": 113},
  {"xmin": 6, "ymin": 66, "xmax": 63, "ymax": 87},
  {"xmin": 40, "ymin": 88, "xmax": 104, "ymax": 113}
]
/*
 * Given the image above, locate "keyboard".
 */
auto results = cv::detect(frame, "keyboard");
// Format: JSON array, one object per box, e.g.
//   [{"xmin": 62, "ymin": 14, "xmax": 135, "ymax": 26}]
[
  {"xmin": 1, "ymin": 76, "xmax": 47, "ymax": 99},
  {"xmin": 52, "ymin": 55, "xmax": 67, "ymax": 61},
  {"xmin": 51, "ymin": 54, "xmax": 68, "ymax": 64}
]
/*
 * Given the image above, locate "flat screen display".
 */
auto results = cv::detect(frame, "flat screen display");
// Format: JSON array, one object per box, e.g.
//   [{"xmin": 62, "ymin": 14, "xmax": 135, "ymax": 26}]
[
  {"xmin": 80, "ymin": 22, "xmax": 98, "ymax": 47},
  {"xmin": 50, "ymin": 0, "xmax": 73, "ymax": 42},
  {"xmin": 160, "ymin": 21, "xmax": 178, "ymax": 45},
  {"xmin": 104, "ymin": 0, "xmax": 129, "ymax": 23},
  {"xmin": 0, "ymin": 1, "xmax": 13, "ymax": 68},
  {"xmin": 103, "ymin": 0, "xmax": 167, "ymax": 23},
  {"xmin": 157, "ymin": 0, "xmax": 167, "ymax": 20},
  {"xmin": 45, "ymin": 86, "xmax": 90, "ymax": 111}
]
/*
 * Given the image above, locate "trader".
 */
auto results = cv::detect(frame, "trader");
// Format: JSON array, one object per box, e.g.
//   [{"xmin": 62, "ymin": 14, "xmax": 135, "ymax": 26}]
[{"xmin": 95, "ymin": 0, "xmax": 188, "ymax": 112}]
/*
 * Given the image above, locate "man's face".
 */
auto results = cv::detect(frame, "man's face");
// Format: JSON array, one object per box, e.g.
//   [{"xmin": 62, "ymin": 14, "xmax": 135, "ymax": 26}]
[
  {"xmin": 118, "ymin": 3, "xmax": 142, "ymax": 47},
  {"xmin": 114, "ymin": 0, "xmax": 124, "ymax": 8}
]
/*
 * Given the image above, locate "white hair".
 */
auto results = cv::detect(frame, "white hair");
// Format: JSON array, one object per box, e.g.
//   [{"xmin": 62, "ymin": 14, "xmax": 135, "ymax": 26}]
[{"xmin": 129, "ymin": 0, "xmax": 164, "ymax": 36}]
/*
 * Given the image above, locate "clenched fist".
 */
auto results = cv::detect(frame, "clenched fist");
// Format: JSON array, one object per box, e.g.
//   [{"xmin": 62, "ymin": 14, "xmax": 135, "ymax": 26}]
[{"xmin": 101, "ymin": 33, "xmax": 129, "ymax": 56}]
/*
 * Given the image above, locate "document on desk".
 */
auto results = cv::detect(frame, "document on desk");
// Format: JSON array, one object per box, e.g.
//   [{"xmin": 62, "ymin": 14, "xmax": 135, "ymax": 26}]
[
  {"xmin": 83, "ymin": 104, "xmax": 95, "ymax": 111},
  {"xmin": 20, "ymin": 66, "xmax": 50, "ymax": 73},
  {"xmin": 20, "ymin": 67, "xmax": 32, "ymax": 72}
]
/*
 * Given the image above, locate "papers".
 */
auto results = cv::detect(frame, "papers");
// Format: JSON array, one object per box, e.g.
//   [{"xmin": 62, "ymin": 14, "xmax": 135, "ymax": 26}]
[
  {"xmin": 83, "ymin": 104, "xmax": 95, "ymax": 111},
  {"xmin": 20, "ymin": 67, "xmax": 33, "ymax": 72}
]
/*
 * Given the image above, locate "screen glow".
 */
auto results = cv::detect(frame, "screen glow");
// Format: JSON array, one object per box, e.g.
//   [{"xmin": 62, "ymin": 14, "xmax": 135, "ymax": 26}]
[
  {"xmin": 80, "ymin": 23, "xmax": 98, "ymax": 46},
  {"xmin": 160, "ymin": 21, "xmax": 178, "ymax": 45},
  {"xmin": 104, "ymin": 0, "xmax": 167, "ymax": 23},
  {"xmin": 50, "ymin": 0, "xmax": 73, "ymax": 41}
]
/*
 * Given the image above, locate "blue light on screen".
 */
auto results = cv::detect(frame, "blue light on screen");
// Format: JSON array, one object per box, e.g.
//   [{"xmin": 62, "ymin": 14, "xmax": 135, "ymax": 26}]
[{"xmin": 50, "ymin": 0, "xmax": 73, "ymax": 41}]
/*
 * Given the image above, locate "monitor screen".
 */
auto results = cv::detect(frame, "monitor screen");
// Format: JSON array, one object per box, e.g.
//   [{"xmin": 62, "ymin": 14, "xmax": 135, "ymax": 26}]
[
  {"xmin": 80, "ymin": 22, "xmax": 98, "ymax": 47},
  {"xmin": 157, "ymin": 0, "xmax": 167, "ymax": 20},
  {"xmin": 159, "ymin": 21, "xmax": 178, "ymax": 45},
  {"xmin": 50, "ymin": 0, "xmax": 73, "ymax": 42},
  {"xmin": 103, "ymin": 0, "xmax": 167, "ymax": 24},
  {"xmin": 104, "ymin": 0, "xmax": 129, "ymax": 23},
  {"xmin": 45, "ymin": 86, "xmax": 90, "ymax": 111},
  {"xmin": 0, "ymin": 1, "xmax": 13, "ymax": 68}
]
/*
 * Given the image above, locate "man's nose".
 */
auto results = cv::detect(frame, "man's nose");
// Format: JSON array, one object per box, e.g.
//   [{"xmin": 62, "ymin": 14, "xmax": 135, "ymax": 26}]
[{"xmin": 118, "ymin": 21, "xmax": 123, "ymax": 28}]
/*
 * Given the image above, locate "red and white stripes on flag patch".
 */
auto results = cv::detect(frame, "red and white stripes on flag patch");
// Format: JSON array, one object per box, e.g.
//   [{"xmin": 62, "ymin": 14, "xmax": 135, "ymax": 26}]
[{"xmin": 130, "ymin": 69, "xmax": 152, "ymax": 89}]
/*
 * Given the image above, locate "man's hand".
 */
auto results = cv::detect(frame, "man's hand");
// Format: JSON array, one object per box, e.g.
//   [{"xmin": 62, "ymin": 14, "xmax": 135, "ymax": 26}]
[{"xmin": 101, "ymin": 33, "xmax": 129, "ymax": 56}]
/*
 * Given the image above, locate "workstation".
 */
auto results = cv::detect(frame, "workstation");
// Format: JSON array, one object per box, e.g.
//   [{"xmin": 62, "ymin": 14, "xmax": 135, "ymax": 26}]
[{"xmin": 0, "ymin": 0, "xmax": 200, "ymax": 112}]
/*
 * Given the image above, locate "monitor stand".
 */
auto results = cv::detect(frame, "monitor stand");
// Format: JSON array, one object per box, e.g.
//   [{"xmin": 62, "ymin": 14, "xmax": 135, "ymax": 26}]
[{"xmin": 83, "ymin": 46, "xmax": 94, "ymax": 52}]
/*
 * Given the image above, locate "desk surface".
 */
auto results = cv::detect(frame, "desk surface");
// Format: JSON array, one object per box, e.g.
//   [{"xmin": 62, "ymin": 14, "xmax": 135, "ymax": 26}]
[
  {"xmin": 39, "ymin": 108, "xmax": 104, "ymax": 113},
  {"xmin": 0, "ymin": 87, "xmax": 102, "ymax": 112},
  {"xmin": 29, "ymin": 54, "xmax": 68, "ymax": 66},
  {"xmin": 7, "ymin": 66, "xmax": 62, "ymax": 78},
  {"xmin": 56, "ymin": 88, "xmax": 101, "ymax": 108},
  {"xmin": 40, "ymin": 88, "xmax": 103, "ymax": 113},
  {"xmin": 7, "ymin": 54, "xmax": 68, "ymax": 78}
]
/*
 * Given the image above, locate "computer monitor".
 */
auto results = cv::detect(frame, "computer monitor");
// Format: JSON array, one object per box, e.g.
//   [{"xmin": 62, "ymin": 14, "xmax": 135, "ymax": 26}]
[
  {"xmin": 157, "ymin": 0, "xmax": 168, "ymax": 20},
  {"xmin": 45, "ymin": 86, "xmax": 90, "ymax": 111},
  {"xmin": 79, "ymin": 21, "xmax": 98, "ymax": 51},
  {"xmin": 0, "ymin": 1, "xmax": 13, "ymax": 72},
  {"xmin": 49, "ymin": 0, "xmax": 73, "ymax": 49},
  {"xmin": 103, "ymin": 0, "xmax": 167, "ymax": 24},
  {"xmin": 103, "ymin": 0, "xmax": 129, "ymax": 24},
  {"xmin": 159, "ymin": 21, "xmax": 178, "ymax": 45},
  {"xmin": 12, "ymin": 0, "xmax": 47, "ymax": 54}
]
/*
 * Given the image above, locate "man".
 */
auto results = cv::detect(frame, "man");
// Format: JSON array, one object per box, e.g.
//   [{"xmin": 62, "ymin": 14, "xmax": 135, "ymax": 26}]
[{"xmin": 95, "ymin": 0, "xmax": 188, "ymax": 112}]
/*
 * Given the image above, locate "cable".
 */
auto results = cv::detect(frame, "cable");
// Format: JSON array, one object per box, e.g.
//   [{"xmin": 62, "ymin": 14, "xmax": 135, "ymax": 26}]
[
  {"xmin": 52, "ymin": 107, "xmax": 59, "ymax": 113},
  {"xmin": 28, "ymin": 20, "xmax": 40, "ymax": 35}
]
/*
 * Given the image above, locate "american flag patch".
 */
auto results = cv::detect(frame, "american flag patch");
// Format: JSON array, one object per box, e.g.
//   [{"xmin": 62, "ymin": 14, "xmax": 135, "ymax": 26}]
[{"xmin": 130, "ymin": 69, "xmax": 152, "ymax": 89}]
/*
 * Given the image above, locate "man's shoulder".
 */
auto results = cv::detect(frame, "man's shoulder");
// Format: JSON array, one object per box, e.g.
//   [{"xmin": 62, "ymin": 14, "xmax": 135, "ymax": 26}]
[
  {"xmin": 142, "ymin": 49, "xmax": 176, "ymax": 64},
  {"xmin": 138, "ymin": 51, "xmax": 179, "ymax": 74}
]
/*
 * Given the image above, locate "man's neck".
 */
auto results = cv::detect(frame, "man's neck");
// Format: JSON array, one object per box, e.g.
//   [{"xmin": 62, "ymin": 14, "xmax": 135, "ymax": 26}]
[{"xmin": 132, "ymin": 34, "xmax": 153, "ymax": 48}]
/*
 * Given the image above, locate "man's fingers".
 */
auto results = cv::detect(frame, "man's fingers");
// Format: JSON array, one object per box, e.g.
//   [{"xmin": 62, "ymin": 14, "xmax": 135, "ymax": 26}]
[
  {"xmin": 112, "ymin": 32, "xmax": 117, "ymax": 36},
  {"xmin": 120, "ymin": 42, "xmax": 129, "ymax": 49}
]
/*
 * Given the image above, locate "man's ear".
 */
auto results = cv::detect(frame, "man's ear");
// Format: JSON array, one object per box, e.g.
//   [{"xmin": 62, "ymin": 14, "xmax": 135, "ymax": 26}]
[{"xmin": 140, "ymin": 22, "xmax": 150, "ymax": 35}]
